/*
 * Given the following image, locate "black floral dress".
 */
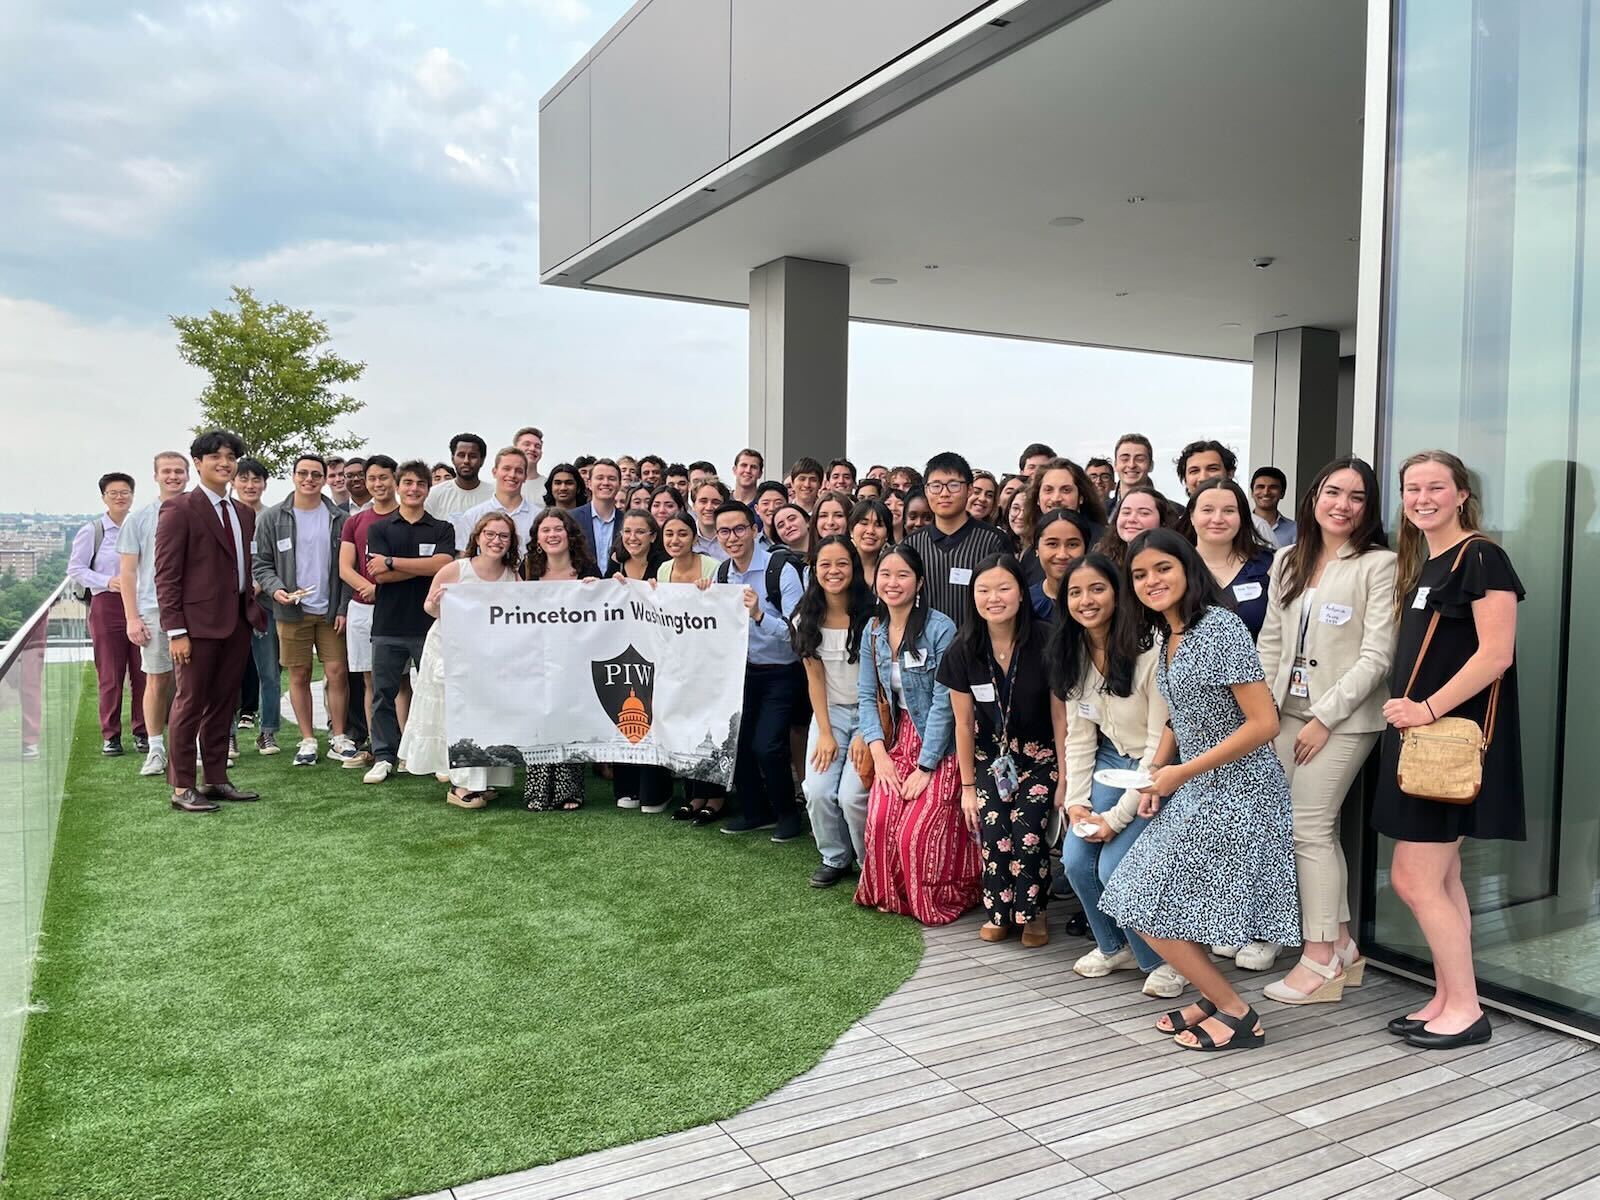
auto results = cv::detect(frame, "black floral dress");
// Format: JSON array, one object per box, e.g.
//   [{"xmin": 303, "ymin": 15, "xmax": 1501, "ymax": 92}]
[
  {"xmin": 524, "ymin": 760, "xmax": 586, "ymax": 811},
  {"xmin": 937, "ymin": 624, "xmax": 1058, "ymax": 927}
]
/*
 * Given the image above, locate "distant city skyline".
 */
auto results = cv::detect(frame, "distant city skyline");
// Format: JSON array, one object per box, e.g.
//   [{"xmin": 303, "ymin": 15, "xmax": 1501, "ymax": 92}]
[{"xmin": 1, "ymin": 1, "xmax": 1248, "ymax": 515}]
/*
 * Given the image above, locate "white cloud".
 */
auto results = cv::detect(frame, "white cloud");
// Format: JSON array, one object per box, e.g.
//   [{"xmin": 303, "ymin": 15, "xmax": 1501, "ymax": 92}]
[
  {"xmin": 50, "ymin": 155, "xmax": 196, "ymax": 238},
  {"xmin": 413, "ymin": 46, "xmax": 471, "ymax": 109}
]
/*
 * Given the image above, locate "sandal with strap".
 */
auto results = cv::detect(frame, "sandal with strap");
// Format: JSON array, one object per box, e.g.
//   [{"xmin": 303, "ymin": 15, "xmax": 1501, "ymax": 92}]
[
  {"xmin": 1263, "ymin": 954, "xmax": 1346, "ymax": 1005},
  {"xmin": 1176, "ymin": 1005, "xmax": 1266, "ymax": 1052},
  {"xmin": 1157, "ymin": 998, "xmax": 1216, "ymax": 1036}
]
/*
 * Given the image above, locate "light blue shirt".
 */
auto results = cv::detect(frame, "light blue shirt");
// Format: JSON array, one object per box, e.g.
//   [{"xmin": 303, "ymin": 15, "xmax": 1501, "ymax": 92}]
[
  {"xmin": 591, "ymin": 507, "xmax": 617, "ymax": 569},
  {"xmin": 291, "ymin": 504, "xmax": 333, "ymax": 615},
  {"xmin": 724, "ymin": 543, "xmax": 803, "ymax": 666},
  {"xmin": 1254, "ymin": 513, "xmax": 1298, "ymax": 549},
  {"xmin": 116, "ymin": 501, "xmax": 165, "ymax": 612}
]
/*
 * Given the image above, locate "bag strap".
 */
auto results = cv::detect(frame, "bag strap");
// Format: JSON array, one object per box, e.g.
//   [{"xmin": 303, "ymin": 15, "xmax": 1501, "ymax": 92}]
[{"xmin": 1401, "ymin": 535, "xmax": 1503, "ymax": 747}]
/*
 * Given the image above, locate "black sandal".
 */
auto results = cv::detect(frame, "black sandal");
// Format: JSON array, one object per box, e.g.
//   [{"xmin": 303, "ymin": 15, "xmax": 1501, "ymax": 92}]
[
  {"xmin": 1176, "ymin": 1005, "xmax": 1266, "ymax": 1052},
  {"xmin": 1157, "ymin": 998, "xmax": 1217, "ymax": 1036}
]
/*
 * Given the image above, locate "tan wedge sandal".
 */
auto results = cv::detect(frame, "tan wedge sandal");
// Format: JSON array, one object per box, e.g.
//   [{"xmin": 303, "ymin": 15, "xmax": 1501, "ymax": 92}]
[{"xmin": 1263, "ymin": 954, "xmax": 1345, "ymax": 1005}]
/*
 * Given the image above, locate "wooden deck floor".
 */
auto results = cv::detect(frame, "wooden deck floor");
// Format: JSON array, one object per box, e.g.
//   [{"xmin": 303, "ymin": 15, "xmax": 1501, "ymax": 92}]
[{"xmin": 419, "ymin": 912, "xmax": 1600, "ymax": 1200}]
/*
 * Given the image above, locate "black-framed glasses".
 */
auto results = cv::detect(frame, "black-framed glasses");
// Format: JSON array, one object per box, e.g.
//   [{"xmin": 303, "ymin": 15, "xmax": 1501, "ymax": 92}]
[
  {"xmin": 715, "ymin": 524, "xmax": 752, "ymax": 539},
  {"xmin": 924, "ymin": 480, "xmax": 967, "ymax": 495}
]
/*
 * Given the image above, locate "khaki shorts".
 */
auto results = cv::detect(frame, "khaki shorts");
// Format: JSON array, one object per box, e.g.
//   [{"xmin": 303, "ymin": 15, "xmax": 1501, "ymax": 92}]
[
  {"xmin": 138, "ymin": 608, "xmax": 171, "ymax": 673},
  {"xmin": 277, "ymin": 612, "xmax": 346, "ymax": 669}
]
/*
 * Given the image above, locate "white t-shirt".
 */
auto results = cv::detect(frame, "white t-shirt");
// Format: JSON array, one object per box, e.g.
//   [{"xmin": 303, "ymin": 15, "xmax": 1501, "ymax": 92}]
[
  {"xmin": 116, "ymin": 500, "xmax": 164, "ymax": 614},
  {"xmin": 817, "ymin": 626, "xmax": 861, "ymax": 707},
  {"xmin": 453, "ymin": 494, "xmax": 536, "ymax": 550},
  {"xmin": 424, "ymin": 479, "xmax": 491, "ymax": 520}
]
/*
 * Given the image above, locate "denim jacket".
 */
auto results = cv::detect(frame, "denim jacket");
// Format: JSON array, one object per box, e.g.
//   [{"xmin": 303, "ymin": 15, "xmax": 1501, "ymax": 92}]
[{"xmin": 857, "ymin": 608, "xmax": 957, "ymax": 771}]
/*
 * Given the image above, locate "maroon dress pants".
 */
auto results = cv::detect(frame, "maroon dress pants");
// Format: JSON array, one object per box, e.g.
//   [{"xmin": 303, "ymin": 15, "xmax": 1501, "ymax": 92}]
[
  {"xmin": 89, "ymin": 591, "xmax": 146, "ymax": 740},
  {"xmin": 166, "ymin": 621, "xmax": 251, "ymax": 790}
]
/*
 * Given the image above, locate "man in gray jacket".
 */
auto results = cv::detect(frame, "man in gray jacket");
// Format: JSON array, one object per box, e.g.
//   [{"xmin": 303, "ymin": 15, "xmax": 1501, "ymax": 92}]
[{"xmin": 251, "ymin": 453, "xmax": 360, "ymax": 767}]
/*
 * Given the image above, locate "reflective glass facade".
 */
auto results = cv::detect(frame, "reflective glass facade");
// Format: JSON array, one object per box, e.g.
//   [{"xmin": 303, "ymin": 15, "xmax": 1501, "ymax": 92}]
[{"xmin": 1366, "ymin": 0, "xmax": 1600, "ymax": 1032}]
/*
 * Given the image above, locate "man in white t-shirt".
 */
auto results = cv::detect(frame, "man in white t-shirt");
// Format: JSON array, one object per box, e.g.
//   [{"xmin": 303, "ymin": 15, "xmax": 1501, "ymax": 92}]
[
  {"xmin": 513, "ymin": 425, "xmax": 545, "ymax": 501},
  {"xmin": 455, "ymin": 447, "xmax": 536, "ymax": 548},
  {"xmin": 117, "ymin": 450, "xmax": 191, "ymax": 776},
  {"xmin": 424, "ymin": 432, "xmax": 490, "ymax": 519}
]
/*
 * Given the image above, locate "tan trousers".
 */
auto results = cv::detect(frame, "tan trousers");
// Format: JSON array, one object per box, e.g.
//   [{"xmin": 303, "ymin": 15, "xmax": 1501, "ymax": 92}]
[{"xmin": 1276, "ymin": 712, "xmax": 1379, "ymax": 943}]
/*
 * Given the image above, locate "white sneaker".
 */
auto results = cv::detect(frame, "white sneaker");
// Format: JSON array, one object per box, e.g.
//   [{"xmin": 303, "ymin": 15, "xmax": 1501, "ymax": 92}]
[
  {"xmin": 328, "ymin": 735, "xmax": 361, "ymax": 765},
  {"xmin": 1143, "ymin": 964, "xmax": 1188, "ymax": 998},
  {"xmin": 616, "ymin": 795, "xmax": 640, "ymax": 809},
  {"xmin": 1073, "ymin": 945, "xmax": 1138, "ymax": 977},
  {"xmin": 363, "ymin": 760, "xmax": 394, "ymax": 785},
  {"xmin": 293, "ymin": 738, "xmax": 319, "ymax": 766},
  {"xmin": 139, "ymin": 748, "xmax": 167, "ymax": 777},
  {"xmin": 1235, "ymin": 940, "xmax": 1283, "ymax": 971},
  {"xmin": 1212, "ymin": 944, "xmax": 1240, "ymax": 958}
]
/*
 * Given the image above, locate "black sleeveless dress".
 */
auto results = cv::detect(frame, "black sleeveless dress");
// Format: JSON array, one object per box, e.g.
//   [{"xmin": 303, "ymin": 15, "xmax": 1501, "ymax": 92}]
[{"xmin": 1372, "ymin": 537, "xmax": 1526, "ymax": 843}]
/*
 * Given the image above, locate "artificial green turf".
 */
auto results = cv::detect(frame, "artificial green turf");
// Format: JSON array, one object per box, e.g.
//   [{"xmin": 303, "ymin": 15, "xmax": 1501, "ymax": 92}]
[{"xmin": 2, "ymin": 686, "xmax": 923, "ymax": 1200}]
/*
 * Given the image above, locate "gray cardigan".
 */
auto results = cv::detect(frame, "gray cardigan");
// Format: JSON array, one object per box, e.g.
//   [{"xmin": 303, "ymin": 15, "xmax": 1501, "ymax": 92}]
[{"xmin": 251, "ymin": 495, "xmax": 350, "ymax": 622}]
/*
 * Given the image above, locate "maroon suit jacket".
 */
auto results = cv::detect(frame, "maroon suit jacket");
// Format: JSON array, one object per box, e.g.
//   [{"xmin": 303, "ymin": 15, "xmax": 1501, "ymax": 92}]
[{"xmin": 155, "ymin": 488, "xmax": 268, "ymax": 640}]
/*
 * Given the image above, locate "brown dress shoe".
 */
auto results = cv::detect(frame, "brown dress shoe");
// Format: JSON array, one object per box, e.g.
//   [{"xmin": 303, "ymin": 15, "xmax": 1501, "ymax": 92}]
[
  {"xmin": 203, "ymin": 782, "xmax": 260, "ymax": 802},
  {"xmin": 171, "ymin": 788, "xmax": 221, "ymax": 813}
]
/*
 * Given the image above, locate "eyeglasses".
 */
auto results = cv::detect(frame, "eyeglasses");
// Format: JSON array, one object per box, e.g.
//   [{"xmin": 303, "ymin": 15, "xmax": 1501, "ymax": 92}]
[
  {"xmin": 479, "ymin": 531, "xmax": 511, "ymax": 543},
  {"xmin": 924, "ymin": 480, "xmax": 967, "ymax": 495},
  {"xmin": 294, "ymin": 470, "xmax": 325, "ymax": 481},
  {"xmin": 715, "ymin": 524, "xmax": 752, "ymax": 539}
]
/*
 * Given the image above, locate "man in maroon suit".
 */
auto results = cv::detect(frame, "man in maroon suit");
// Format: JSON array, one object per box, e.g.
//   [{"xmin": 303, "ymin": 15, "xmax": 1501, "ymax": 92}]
[{"xmin": 155, "ymin": 429, "xmax": 269, "ymax": 812}]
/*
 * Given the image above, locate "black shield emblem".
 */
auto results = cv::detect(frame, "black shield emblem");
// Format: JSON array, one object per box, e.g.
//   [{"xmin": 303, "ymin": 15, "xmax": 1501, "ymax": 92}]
[{"xmin": 591, "ymin": 644, "xmax": 656, "ymax": 744}]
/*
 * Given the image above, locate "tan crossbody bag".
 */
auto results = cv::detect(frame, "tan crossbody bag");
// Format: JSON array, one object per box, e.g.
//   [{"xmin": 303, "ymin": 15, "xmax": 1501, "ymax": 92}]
[{"xmin": 1395, "ymin": 536, "xmax": 1501, "ymax": 806}]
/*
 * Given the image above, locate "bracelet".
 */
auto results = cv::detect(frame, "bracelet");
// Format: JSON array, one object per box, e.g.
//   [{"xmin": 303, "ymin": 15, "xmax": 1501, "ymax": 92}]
[
  {"xmin": 961, "ymin": 782, "xmax": 977, "ymax": 789},
  {"xmin": 1423, "ymin": 699, "xmax": 1436, "ymax": 720}
]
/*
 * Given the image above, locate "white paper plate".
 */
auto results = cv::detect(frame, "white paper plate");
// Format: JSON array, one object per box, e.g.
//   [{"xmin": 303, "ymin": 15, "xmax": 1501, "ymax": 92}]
[
  {"xmin": 1072, "ymin": 821, "xmax": 1100, "ymax": 839},
  {"xmin": 1093, "ymin": 767, "xmax": 1152, "ymax": 790}
]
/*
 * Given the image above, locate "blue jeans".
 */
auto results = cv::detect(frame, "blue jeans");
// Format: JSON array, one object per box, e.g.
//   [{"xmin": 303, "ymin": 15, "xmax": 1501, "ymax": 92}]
[
  {"xmin": 802, "ymin": 701, "xmax": 869, "ymax": 868},
  {"xmin": 1061, "ymin": 740, "xmax": 1162, "ymax": 972},
  {"xmin": 238, "ymin": 612, "xmax": 280, "ymax": 734}
]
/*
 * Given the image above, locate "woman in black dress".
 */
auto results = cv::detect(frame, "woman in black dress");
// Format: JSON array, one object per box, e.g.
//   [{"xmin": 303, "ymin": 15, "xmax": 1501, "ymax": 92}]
[{"xmin": 1375, "ymin": 450, "xmax": 1524, "ymax": 1050}]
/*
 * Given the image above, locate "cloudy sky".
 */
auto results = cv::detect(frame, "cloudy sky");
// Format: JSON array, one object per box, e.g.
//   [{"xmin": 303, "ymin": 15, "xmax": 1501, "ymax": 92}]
[{"xmin": 0, "ymin": 0, "xmax": 1247, "ymax": 513}]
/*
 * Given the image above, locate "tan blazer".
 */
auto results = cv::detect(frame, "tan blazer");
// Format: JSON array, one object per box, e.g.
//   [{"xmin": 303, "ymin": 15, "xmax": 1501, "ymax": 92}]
[{"xmin": 1258, "ymin": 542, "xmax": 1398, "ymax": 734}]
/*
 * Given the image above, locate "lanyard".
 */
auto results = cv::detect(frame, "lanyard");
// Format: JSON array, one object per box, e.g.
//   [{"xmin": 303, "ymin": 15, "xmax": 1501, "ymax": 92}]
[{"xmin": 988, "ymin": 644, "xmax": 1020, "ymax": 746}]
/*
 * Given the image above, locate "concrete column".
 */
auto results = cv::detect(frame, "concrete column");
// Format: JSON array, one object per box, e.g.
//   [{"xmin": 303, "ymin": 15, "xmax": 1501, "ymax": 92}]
[
  {"xmin": 1249, "ymin": 326, "xmax": 1346, "ymax": 506},
  {"xmin": 749, "ymin": 258, "xmax": 848, "ymax": 475}
]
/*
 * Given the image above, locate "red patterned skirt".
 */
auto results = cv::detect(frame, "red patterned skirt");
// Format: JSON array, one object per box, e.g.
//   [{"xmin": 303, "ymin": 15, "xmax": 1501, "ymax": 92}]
[{"xmin": 855, "ymin": 713, "xmax": 981, "ymax": 925}]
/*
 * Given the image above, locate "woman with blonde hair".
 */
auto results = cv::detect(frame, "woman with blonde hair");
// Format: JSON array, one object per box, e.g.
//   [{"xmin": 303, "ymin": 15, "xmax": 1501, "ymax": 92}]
[
  {"xmin": 401, "ymin": 512, "xmax": 521, "ymax": 808},
  {"xmin": 1372, "ymin": 450, "xmax": 1524, "ymax": 1049}
]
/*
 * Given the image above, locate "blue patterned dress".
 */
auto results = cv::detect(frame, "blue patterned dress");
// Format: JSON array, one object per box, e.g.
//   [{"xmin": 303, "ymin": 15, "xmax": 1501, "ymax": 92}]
[{"xmin": 1099, "ymin": 606, "xmax": 1300, "ymax": 945}]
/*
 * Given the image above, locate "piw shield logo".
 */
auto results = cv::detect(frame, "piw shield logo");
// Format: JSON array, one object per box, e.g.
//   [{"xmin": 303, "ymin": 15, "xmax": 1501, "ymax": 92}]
[{"xmin": 591, "ymin": 644, "xmax": 655, "ymax": 744}]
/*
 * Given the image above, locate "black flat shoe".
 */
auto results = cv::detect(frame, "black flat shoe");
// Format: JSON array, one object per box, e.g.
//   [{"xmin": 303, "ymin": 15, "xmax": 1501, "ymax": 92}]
[
  {"xmin": 1387, "ymin": 1016, "xmax": 1427, "ymax": 1037},
  {"xmin": 1404, "ymin": 1014, "xmax": 1491, "ymax": 1049},
  {"xmin": 691, "ymin": 803, "xmax": 725, "ymax": 827},
  {"xmin": 671, "ymin": 802, "xmax": 699, "ymax": 821}
]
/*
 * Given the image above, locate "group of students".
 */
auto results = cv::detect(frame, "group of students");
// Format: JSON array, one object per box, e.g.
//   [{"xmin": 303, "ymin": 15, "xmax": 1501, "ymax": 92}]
[{"xmin": 73, "ymin": 430, "xmax": 1523, "ymax": 1053}]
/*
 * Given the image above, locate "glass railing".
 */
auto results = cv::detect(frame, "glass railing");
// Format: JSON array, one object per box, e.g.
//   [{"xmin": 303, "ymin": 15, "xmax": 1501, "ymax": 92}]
[{"xmin": 0, "ymin": 580, "xmax": 88, "ymax": 1160}]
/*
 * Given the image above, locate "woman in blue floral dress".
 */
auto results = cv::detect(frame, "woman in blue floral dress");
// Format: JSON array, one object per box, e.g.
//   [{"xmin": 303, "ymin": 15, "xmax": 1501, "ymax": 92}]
[{"xmin": 1100, "ymin": 530, "xmax": 1299, "ymax": 1051}]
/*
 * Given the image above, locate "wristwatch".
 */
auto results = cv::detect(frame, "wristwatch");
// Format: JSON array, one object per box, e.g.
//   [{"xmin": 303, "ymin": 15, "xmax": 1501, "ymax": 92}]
[{"xmin": 384, "ymin": 556, "xmax": 395, "ymax": 570}]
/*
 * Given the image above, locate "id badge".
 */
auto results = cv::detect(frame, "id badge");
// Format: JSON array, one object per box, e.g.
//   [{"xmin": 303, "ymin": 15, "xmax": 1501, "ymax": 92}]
[
  {"xmin": 989, "ymin": 753, "xmax": 1020, "ymax": 800},
  {"xmin": 1288, "ymin": 656, "xmax": 1310, "ymax": 699}
]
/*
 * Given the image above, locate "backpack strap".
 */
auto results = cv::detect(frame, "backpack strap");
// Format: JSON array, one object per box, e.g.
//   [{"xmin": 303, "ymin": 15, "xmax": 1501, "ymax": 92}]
[
  {"xmin": 765, "ymin": 551, "xmax": 804, "ymax": 617},
  {"xmin": 714, "ymin": 557, "xmax": 732, "ymax": 585}
]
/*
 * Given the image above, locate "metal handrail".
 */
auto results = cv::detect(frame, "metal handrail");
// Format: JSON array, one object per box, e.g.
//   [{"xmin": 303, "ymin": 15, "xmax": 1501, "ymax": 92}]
[{"xmin": 0, "ymin": 577, "xmax": 72, "ymax": 677}]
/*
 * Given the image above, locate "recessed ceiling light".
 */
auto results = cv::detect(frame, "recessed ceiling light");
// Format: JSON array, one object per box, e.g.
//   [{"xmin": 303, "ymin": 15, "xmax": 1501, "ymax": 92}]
[
  {"xmin": 1219, "ymin": 322, "xmax": 1242, "ymax": 329},
  {"xmin": 1049, "ymin": 216, "xmax": 1085, "ymax": 227},
  {"xmin": 1272, "ymin": 312, "xmax": 1289, "ymax": 319},
  {"xmin": 1125, "ymin": 196, "xmax": 1145, "ymax": 204},
  {"xmin": 923, "ymin": 264, "xmax": 939, "ymax": 270},
  {"xmin": 869, "ymin": 277, "xmax": 897, "ymax": 285},
  {"xmin": 1114, "ymin": 291, "xmax": 1130, "ymax": 298}
]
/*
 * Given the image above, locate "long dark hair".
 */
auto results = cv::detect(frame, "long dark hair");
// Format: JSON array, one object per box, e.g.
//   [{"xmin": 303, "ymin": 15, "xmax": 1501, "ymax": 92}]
[
  {"xmin": 952, "ymin": 553, "xmax": 1034, "ymax": 666},
  {"xmin": 1125, "ymin": 527, "xmax": 1227, "ymax": 635},
  {"xmin": 1021, "ymin": 457, "xmax": 1109, "ymax": 543},
  {"xmin": 1047, "ymin": 552, "xmax": 1147, "ymax": 699},
  {"xmin": 543, "ymin": 462, "xmax": 588, "ymax": 508},
  {"xmin": 1278, "ymin": 456, "xmax": 1388, "ymax": 606},
  {"xmin": 521, "ymin": 507, "xmax": 600, "ymax": 580},
  {"xmin": 809, "ymin": 491, "xmax": 854, "ymax": 556},
  {"xmin": 790, "ymin": 535, "xmax": 874, "ymax": 662},
  {"xmin": 873, "ymin": 541, "xmax": 931, "ymax": 654},
  {"xmin": 660, "ymin": 510, "xmax": 699, "ymax": 557},
  {"xmin": 1181, "ymin": 478, "xmax": 1273, "ymax": 563},
  {"xmin": 605, "ymin": 508, "xmax": 667, "ymax": 578}
]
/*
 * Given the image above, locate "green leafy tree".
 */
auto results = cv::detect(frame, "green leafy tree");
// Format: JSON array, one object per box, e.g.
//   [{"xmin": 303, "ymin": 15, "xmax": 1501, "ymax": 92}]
[{"xmin": 172, "ymin": 286, "xmax": 366, "ymax": 474}]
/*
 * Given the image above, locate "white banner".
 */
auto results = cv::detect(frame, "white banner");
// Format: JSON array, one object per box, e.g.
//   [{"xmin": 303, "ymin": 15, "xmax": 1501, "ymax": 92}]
[{"xmin": 441, "ymin": 579, "xmax": 749, "ymax": 785}]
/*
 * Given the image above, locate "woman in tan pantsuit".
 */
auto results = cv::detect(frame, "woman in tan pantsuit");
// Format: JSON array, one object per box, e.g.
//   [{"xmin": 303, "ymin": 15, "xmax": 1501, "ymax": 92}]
[{"xmin": 1258, "ymin": 457, "xmax": 1398, "ymax": 1005}]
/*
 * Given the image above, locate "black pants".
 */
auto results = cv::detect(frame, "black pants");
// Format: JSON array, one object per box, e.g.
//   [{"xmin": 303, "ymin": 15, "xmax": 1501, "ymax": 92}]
[
  {"xmin": 370, "ymin": 635, "xmax": 425, "ymax": 764},
  {"xmin": 733, "ymin": 662, "xmax": 803, "ymax": 824},
  {"xmin": 614, "ymin": 764, "xmax": 672, "ymax": 807},
  {"xmin": 346, "ymin": 668, "xmax": 369, "ymax": 747},
  {"xmin": 238, "ymin": 647, "xmax": 259, "ymax": 717}
]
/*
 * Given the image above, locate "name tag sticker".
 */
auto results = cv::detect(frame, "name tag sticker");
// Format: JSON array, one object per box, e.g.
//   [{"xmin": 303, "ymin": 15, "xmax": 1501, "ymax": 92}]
[
  {"xmin": 971, "ymin": 683, "xmax": 997, "ymax": 703},
  {"xmin": 1320, "ymin": 602, "xmax": 1353, "ymax": 626},
  {"xmin": 419, "ymin": 543, "xmax": 435, "ymax": 556},
  {"xmin": 903, "ymin": 649, "xmax": 928, "ymax": 669},
  {"xmin": 276, "ymin": 537, "xmax": 292, "ymax": 552},
  {"xmin": 949, "ymin": 567, "xmax": 973, "ymax": 586},
  {"xmin": 1233, "ymin": 581, "xmax": 1263, "ymax": 602},
  {"xmin": 1413, "ymin": 586, "xmax": 1432, "ymax": 610},
  {"xmin": 1076, "ymin": 700, "xmax": 1100, "ymax": 721}
]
